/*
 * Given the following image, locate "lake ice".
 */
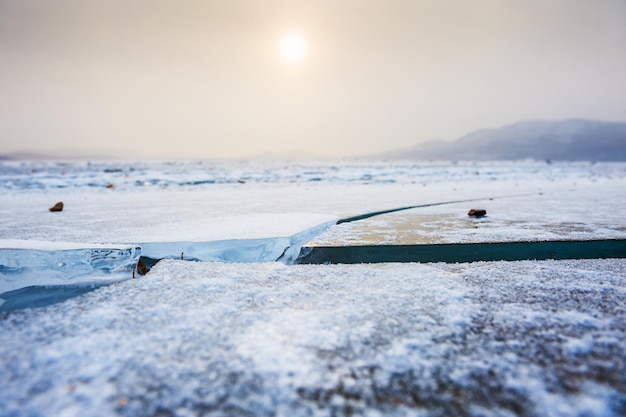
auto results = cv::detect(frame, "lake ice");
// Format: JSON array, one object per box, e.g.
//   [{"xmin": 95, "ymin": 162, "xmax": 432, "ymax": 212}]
[{"xmin": 1, "ymin": 159, "xmax": 625, "ymax": 416}]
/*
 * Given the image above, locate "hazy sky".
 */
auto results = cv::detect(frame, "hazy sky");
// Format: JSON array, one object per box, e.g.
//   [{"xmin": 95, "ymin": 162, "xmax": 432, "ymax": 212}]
[{"xmin": 1, "ymin": 0, "xmax": 625, "ymax": 159}]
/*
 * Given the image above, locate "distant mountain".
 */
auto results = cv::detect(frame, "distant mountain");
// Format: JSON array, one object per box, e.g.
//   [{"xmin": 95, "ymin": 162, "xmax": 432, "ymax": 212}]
[
  {"xmin": 384, "ymin": 119, "xmax": 626, "ymax": 161},
  {"xmin": 0, "ymin": 152, "xmax": 60, "ymax": 161},
  {"xmin": 0, "ymin": 150, "xmax": 129, "ymax": 161}
]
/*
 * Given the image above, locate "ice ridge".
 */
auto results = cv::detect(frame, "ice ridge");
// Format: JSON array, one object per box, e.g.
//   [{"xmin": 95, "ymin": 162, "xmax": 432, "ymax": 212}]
[
  {"xmin": 0, "ymin": 243, "xmax": 141, "ymax": 311},
  {"xmin": 135, "ymin": 220, "xmax": 337, "ymax": 267},
  {"xmin": 0, "ymin": 220, "xmax": 337, "ymax": 311}
]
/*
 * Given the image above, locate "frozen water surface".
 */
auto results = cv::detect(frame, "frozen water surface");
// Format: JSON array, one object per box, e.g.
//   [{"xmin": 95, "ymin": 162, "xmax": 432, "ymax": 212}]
[
  {"xmin": 1, "ymin": 160, "xmax": 625, "ymax": 416},
  {"xmin": 308, "ymin": 182, "xmax": 626, "ymax": 246}
]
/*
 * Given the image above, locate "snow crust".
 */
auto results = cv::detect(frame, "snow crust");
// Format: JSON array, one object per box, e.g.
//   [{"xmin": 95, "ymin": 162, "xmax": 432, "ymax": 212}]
[
  {"xmin": 1, "ymin": 259, "xmax": 624, "ymax": 416},
  {"xmin": 1, "ymin": 159, "xmax": 625, "ymax": 416}
]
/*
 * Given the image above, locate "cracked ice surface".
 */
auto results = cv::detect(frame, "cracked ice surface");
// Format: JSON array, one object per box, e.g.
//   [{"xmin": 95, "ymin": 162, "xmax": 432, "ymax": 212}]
[
  {"xmin": 1, "ymin": 160, "xmax": 626, "ymax": 416},
  {"xmin": 1, "ymin": 160, "xmax": 624, "ymax": 244}
]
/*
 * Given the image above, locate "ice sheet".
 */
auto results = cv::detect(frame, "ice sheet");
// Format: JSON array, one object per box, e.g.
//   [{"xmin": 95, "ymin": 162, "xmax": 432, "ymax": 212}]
[
  {"xmin": 1, "ymin": 160, "xmax": 625, "ymax": 416},
  {"xmin": 308, "ymin": 182, "xmax": 626, "ymax": 245},
  {"xmin": 2, "ymin": 160, "xmax": 624, "ymax": 244},
  {"xmin": 0, "ymin": 242, "xmax": 141, "ymax": 293}
]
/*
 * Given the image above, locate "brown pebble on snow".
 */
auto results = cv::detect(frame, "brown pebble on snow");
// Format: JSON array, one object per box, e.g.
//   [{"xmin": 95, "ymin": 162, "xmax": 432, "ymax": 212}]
[
  {"xmin": 49, "ymin": 202, "xmax": 64, "ymax": 212},
  {"xmin": 467, "ymin": 208, "xmax": 487, "ymax": 218}
]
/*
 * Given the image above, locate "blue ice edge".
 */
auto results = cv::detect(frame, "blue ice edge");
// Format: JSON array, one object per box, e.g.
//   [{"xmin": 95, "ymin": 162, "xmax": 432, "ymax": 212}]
[
  {"xmin": 0, "ymin": 245, "xmax": 142, "ymax": 312},
  {"xmin": 136, "ymin": 220, "xmax": 334, "ymax": 265},
  {"xmin": 0, "ymin": 221, "xmax": 335, "ymax": 312}
]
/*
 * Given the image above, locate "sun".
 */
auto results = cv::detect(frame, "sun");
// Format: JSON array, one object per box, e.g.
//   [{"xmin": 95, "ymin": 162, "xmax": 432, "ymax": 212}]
[{"xmin": 278, "ymin": 32, "xmax": 308, "ymax": 65}]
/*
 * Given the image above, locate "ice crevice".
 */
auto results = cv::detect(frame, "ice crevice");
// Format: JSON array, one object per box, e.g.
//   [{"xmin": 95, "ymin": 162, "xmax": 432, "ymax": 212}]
[
  {"xmin": 0, "ymin": 220, "xmax": 337, "ymax": 311},
  {"xmin": 131, "ymin": 192, "xmax": 532, "ymax": 271},
  {"xmin": 0, "ymin": 243, "xmax": 142, "ymax": 312}
]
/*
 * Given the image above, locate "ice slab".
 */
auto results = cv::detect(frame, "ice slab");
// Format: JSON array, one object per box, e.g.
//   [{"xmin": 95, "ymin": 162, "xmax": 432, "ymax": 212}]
[
  {"xmin": 0, "ymin": 240, "xmax": 140, "ymax": 294},
  {"xmin": 306, "ymin": 187, "xmax": 626, "ymax": 246},
  {"xmin": 131, "ymin": 220, "xmax": 336, "ymax": 279},
  {"xmin": 138, "ymin": 238, "xmax": 290, "ymax": 263},
  {"xmin": 299, "ymin": 186, "xmax": 626, "ymax": 264}
]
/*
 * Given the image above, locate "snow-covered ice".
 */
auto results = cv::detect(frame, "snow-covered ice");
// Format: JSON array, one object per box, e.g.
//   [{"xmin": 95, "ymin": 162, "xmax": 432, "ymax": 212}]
[
  {"xmin": 309, "ymin": 182, "xmax": 626, "ymax": 246},
  {"xmin": 1, "ymin": 259, "xmax": 625, "ymax": 417},
  {"xmin": 1, "ymin": 159, "xmax": 625, "ymax": 416}
]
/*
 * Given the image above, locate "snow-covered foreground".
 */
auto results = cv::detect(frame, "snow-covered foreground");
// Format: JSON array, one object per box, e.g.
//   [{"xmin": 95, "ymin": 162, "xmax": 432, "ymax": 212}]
[
  {"xmin": 1, "ymin": 259, "xmax": 625, "ymax": 417},
  {"xmin": 1, "ymin": 159, "xmax": 626, "ymax": 416}
]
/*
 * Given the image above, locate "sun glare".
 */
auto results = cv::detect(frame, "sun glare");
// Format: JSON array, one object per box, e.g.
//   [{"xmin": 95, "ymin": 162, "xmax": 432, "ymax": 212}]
[{"xmin": 278, "ymin": 32, "xmax": 308, "ymax": 65}]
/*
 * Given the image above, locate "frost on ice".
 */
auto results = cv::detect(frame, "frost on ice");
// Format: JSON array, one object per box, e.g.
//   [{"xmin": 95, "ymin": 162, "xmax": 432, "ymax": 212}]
[{"xmin": 1, "ymin": 260, "xmax": 625, "ymax": 417}]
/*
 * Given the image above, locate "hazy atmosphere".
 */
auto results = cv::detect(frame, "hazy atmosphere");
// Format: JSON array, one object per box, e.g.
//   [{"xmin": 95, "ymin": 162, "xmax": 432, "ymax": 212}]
[{"xmin": 1, "ymin": 0, "xmax": 625, "ymax": 159}]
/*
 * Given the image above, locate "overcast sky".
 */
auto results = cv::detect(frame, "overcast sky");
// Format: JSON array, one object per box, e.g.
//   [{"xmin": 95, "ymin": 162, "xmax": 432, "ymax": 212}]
[{"xmin": 1, "ymin": 0, "xmax": 625, "ymax": 159}]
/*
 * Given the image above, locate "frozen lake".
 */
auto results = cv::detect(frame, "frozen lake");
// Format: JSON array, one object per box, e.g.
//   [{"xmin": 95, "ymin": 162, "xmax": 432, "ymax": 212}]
[{"xmin": 1, "ymin": 159, "xmax": 625, "ymax": 416}]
